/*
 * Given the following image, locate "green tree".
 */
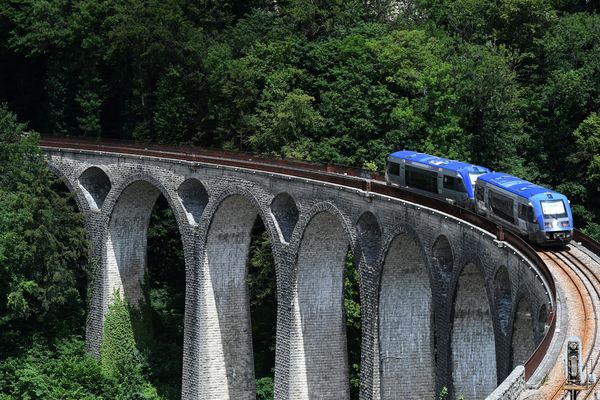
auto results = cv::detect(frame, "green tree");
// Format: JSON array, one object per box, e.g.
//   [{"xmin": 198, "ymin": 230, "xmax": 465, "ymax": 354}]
[
  {"xmin": 153, "ymin": 66, "xmax": 196, "ymax": 144},
  {"xmin": 249, "ymin": 67, "xmax": 323, "ymax": 157},
  {"xmin": 0, "ymin": 104, "xmax": 89, "ymax": 354}
]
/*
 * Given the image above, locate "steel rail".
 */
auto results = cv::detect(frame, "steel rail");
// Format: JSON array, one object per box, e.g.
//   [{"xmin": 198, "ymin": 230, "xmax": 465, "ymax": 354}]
[
  {"xmin": 39, "ymin": 135, "xmax": 558, "ymax": 381},
  {"xmin": 558, "ymin": 251, "xmax": 600, "ymax": 400},
  {"xmin": 539, "ymin": 250, "xmax": 593, "ymax": 399}
]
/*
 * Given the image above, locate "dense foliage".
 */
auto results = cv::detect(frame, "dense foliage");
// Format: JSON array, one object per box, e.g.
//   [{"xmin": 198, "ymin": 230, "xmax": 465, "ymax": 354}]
[
  {"xmin": 2, "ymin": 0, "xmax": 600, "ymax": 398},
  {"xmin": 0, "ymin": 104, "xmax": 88, "ymax": 352},
  {"xmin": 1, "ymin": 0, "xmax": 599, "ymax": 231}
]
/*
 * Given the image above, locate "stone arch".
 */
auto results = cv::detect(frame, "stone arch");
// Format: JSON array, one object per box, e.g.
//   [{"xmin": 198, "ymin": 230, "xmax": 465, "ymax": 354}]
[
  {"xmin": 46, "ymin": 163, "xmax": 90, "ymax": 214},
  {"xmin": 105, "ymin": 180, "xmax": 162, "ymax": 307},
  {"xmin": 356, "ymin": 211, "xmax": 382, "ymax": 266},
  {"xmin": 177, "ymin": 178, "xmax": 208, "ymax": 226},
  {"xmin": 78, "ymin": 166, "xmax": 111, "ymax": 210},
  {"xmin": 432, "ymin": 235, "xmax": 453, "ymax": 272},
  {"xmin": 451, "ymin": 262, "xmax": 496, "ymax": 399},
  {"xmin": 511, "ymin": 296, "xmax": 535, "ymax": 368},
  {"xmin": 379, "ymin": 232, "xmax": 434, "ymax": 399},
  {"xmin": 196, "ymin": 192, "xmax": 278, "ymax": 399},
  {"xmin": 270, "ymin": 192, "xmax": 299, "ymax": 243},
  {"xmin": 494, "ymin": 266, "xmax": 512, "ymax": 335},
  {"xmin": 102, "ymin": 172, "xmax": 186, "ymax": 227},
  {"xmin": 289, "ymin": 210, "xmax": 352, "ymax": 400},
  {"xmin": 102, "ymin": 173, "xmax": 188, "ymax": 313}
]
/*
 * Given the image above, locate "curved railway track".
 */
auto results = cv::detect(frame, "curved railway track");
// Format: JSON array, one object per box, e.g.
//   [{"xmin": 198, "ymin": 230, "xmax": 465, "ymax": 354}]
[
  {"xmin": 539, "ymin": 247, "xmax": 600, "ymax": 399},
  {"xmin": 559, "ymin": 246, "xmax": 600, "ymax": 399},
  {"xmin": 39, "ymin": 136, "xmax": 600, "ymax": 398}
]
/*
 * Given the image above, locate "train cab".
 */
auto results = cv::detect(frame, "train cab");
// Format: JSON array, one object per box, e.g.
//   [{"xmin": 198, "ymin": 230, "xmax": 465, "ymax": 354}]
[
  {"xmin": 475, "ymin": 173, "xmax": 573, "ymax": 245},
  {"xmin": 385, "ymin": 150, "xmax": 490, "ymax": 208}
]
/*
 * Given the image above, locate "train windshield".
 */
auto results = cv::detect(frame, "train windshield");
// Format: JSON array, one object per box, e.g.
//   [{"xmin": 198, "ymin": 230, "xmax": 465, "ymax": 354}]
[{"xmin": 541, "ymin": 200, "xmax": 567, "ymax": 218}]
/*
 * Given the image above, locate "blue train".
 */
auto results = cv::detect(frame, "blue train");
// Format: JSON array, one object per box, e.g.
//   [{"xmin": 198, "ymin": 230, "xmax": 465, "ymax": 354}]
[{"xmin": 385, "ymin": 150, "xmax": 574, "ymax": 245}]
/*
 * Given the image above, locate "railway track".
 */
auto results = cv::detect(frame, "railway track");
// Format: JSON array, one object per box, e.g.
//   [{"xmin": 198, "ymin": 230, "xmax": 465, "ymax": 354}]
[{"xmin": 536, "ymin": 245, "xmax": 600, "ymax": 400}]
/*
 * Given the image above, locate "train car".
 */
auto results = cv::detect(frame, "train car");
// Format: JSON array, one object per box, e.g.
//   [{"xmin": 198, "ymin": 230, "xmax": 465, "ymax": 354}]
[
  {"xmin": 474, "ymin": 173, "xmax": 573, "ymax": 244},
  {"xmin": 385, "ymin": 150, "xmax": 490, "ymax": 208}
]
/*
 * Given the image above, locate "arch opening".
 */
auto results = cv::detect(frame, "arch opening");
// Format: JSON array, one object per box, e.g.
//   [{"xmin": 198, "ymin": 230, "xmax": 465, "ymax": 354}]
[
  {"xmin": 270, "ymin": 192, "xmax": 299, "ymax": 243},
  {"xmin": 103, "ymin": 181, "xmax": 186, "ymax": 399},
  {"xmin": 79, "ymin": 166, "xmax": 111, "ymax": 209},
  {"xmin": 379, "ymin": 233, "xmax": 434, "ymax": 399},
  {"xmin": 432, "ymin": 235, "xmax": 453, "ymax": 273},
  {"xmin": 198, "ymin": 194, "xmax": 277, "ymax": 399},
  {"xmin": 451, "ymin": 263, "xmax": 497, "ymax": 399},
  {"xmin": 248, "ymin": 217, "xmax": 277, "ymax": 395},
  {"xmin": 289, "ymin": 211, "xmax": 351, "ymax": 399},
  {"xmin": 345, "ymin": 248, "xmax": 361, "ymax": 400},
  {"xmin": 494, "ymin": 266, "xmax": 512, "ymax": 335},
  {"xmin": 177, "ymin": 178, "xmax": 208, "ymax": 225},
  {"xmin": 511, "ymin": 297, "xmax": 534, "ymax": 369}
]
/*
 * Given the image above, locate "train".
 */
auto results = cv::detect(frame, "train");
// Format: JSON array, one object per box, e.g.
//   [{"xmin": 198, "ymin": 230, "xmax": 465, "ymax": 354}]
[{"xmin": 385, "ymin": 150, "xmax": 574, "ymax": 245}]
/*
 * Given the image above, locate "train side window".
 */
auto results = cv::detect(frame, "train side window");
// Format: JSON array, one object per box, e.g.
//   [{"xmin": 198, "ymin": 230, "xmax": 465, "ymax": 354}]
[
  {"xmin": 519, "ymin": 204, "xmax": 535, "ymax": 222},
  {"xmin": 443, "ymin": 175, "xmax": 467, "ymax": 193},
  {"xmin": 388, "ymin": 162, "xmax": 400, "ymax": 176},
  {"xmin": 406, "ymin": 165, "xmax": 438, "ymax": 193},
  {"xmin": 490, "ymin": 191, "xmax": 515, "ymax": 224},
  {"xmin": 476, "ymin": 186, "xmax": 485, "ymax": 201}
]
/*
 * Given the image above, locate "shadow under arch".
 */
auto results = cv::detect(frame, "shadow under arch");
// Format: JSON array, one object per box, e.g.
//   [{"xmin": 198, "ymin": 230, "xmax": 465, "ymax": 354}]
[
  {"xmin": 78, "ymin": 166, "xmax": 112, "ymax": 210},
  {"xmin": 378, "ymin": 230, "xmax": 435, "ymax": 399},
  {"xmin": 270, "ymin": 192, "xmax": 299, "ymax": 243},
  {"xmin": 432, "ymin": 234, "xmax": 453, "ymax": 273},
  {"xmin": 355, "ymin": 211, "xmax": 382, "ymax": 266},
  {"xmin": 494, "ymin": 265, "xmax": 512, "ymax": 336},
  {"xmin": 289, "ymin": 209, "xmax": 354, "ymax": 400},
  {"xmin": 450, "ymin": 262, "xmax": 497, "ymax": 399},
  {"xmin": 511, "ymin": 295, "xmax": 535, "ymax": 369}
]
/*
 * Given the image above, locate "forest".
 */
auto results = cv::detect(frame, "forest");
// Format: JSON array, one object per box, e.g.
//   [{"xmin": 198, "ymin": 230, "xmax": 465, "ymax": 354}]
[{"xmin": 0, "ymin": 0, "xmax": 599, "ymax": 399}]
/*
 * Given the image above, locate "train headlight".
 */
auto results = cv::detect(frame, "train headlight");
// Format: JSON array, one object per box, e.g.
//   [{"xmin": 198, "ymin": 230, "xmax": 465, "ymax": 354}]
[
  {"xmin": 544, "ymin": 221, "xmax": 553, "ymax": 229},
  {"xmin": 561, "ymin": 221, "xmax": 570, "ymax": 227}
]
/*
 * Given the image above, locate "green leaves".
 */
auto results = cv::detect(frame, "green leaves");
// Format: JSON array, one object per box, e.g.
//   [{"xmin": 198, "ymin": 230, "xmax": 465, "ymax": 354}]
[{"xmin": 0, "ymin": 105, "xmax": 88, "ymax": 354}]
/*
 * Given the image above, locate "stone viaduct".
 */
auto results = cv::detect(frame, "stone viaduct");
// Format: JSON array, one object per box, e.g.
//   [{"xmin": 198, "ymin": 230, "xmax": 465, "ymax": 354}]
[{"xmin": 42, "ymin": 141, "xmax": 554, "ymax": 400}]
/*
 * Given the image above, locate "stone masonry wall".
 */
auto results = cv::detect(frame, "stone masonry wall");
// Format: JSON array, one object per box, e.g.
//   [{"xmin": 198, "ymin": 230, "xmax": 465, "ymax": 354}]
[{"xmin": 44, "ymin": 148, "xmax": 554, "ymax": 400}]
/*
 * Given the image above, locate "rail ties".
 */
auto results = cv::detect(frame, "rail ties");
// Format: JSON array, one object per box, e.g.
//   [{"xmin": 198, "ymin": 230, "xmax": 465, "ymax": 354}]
[{"xmin": 538, "ymin": 245, "xmax": 600, "ymax": 400}]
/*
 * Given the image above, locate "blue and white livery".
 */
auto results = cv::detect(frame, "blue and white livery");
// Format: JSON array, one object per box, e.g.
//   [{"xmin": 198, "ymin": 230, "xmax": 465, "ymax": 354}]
[
  {"xmin": 474, "ymin": 173, "xmax": 573, "ymax": 244},
  {"xmin": 385, "ymin": 150, "xmax": 490, "ymax": 208},
  {"xmin": 385, "ymin": 150, "xmax": 574, "ymax": 245}
]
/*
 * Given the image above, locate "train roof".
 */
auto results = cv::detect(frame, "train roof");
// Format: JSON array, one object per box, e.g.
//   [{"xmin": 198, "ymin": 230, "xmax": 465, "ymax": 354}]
[
  {"xmin": 388, "ymin": 150, "xmax": 490, "ymax": 175},
  {"xmin": 477, "ymin": 172, "xmax": 564, "ymax": 199}
]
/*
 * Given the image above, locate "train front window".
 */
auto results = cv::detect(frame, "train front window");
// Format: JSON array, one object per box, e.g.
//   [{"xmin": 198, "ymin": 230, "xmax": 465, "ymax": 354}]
[{"xmin": 541, "ymin": 200, "xmax": 567, "ymax": 218}]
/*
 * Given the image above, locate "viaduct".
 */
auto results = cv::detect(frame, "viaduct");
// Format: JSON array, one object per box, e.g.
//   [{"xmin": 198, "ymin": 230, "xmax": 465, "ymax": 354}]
[{"xmin": 41, "ymin": 137, "xmax": 558, "ymax": 400}]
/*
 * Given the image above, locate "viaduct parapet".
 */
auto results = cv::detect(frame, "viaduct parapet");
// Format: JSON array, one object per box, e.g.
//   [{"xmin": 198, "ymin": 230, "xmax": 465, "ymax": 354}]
[{"xmin": 43, "ymin": 143, "xmax": 554, "ymax": 400}]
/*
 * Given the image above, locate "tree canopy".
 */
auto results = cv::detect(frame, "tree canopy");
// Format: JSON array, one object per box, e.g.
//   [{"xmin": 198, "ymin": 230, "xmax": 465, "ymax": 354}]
[{"xmin": 2, "ymin": 1, "xmax": 600, "ymax": 398}]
